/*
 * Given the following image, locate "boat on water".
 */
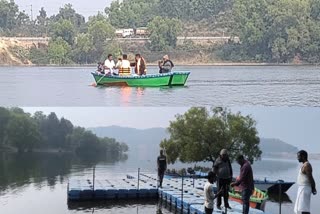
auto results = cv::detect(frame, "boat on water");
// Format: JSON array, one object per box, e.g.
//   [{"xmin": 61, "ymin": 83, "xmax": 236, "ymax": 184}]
[
  {"xmin": 91, "ymin": 71, "xmax": 190, "ymax": 87},
  {"xmin": 229, "ymin": 187, "xmax": 269, "ymax": 210},
  {"xmin": 254, "ymin": 179, "xmax": 295, "ymax": 193},
  {"xmin": 192, "ymin": 171, "xmax": 294, "ymax": 193}
]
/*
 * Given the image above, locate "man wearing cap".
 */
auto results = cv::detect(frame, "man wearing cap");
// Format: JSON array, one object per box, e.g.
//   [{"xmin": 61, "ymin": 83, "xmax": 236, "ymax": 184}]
[
  {"xmin": 158, "ymin": 55, "xmax": 174, "ymax": 73},
  {"xmin": 213, "ymin": 149, "xmax": 233, "ymax": 210}
]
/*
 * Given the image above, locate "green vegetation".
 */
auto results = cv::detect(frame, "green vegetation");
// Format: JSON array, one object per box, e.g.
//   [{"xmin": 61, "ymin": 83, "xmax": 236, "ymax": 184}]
[
  {"xmin": 160, "ymin": 107, "xmax": 261, "ymax": 164},
  {"xmin": 147, "ymin": 17, "xmax": 182, "ymax": 51},
  {"xmin": 223, "ymin": 0, "xmax": 320, "ymax": 63},
  {"xmin": 1, "ymin": 0, "xmax": 320, "ymax": 64},
  {"xmin": 0, "ymin": 107, "xmax": 128, "ymax": 156}
]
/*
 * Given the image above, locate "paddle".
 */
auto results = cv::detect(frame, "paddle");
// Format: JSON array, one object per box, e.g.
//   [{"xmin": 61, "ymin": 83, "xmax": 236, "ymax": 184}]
[{"xmin": 91, "ymin": 72, "xmax": 107, "ymax": 87}]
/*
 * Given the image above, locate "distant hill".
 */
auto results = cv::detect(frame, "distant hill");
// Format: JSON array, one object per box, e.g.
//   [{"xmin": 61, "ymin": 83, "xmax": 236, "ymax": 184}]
[
  {"xmin": 89, "ymin": 126, "xmax": 169, "ymax": 162},
  {"xmin": 89, "ymin": 126, "xmax": 299, "ymax": 160},
  {"xmin": 259, "ymin": 138, "xmax": 299, "ymax": 158}
]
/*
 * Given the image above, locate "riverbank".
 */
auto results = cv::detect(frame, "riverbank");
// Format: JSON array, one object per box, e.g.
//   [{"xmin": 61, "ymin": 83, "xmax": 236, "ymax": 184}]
[
  {"xmin": 0, "ymin": 147, "xmax": 73, "ymax": 154},
  {"xmin": 1, "ymin": 37, "xmax": 320, "ymax": 67}
]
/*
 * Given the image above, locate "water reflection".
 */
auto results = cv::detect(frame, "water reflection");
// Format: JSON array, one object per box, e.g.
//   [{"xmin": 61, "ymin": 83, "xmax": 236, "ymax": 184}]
[
  {"xmin": 268, "ymin": 193, "xmax": 292, "ymax": 203},
  {"xmin": 120, "ymin": 87, "xmax": 132, "ymax": 105},
  {"xmin": 68, "ymin": 199, "xmax": 158, "ymax": 210},
  {"xmin": 0, "ymin": 152, "xmax": 127, "ymax": 192}
]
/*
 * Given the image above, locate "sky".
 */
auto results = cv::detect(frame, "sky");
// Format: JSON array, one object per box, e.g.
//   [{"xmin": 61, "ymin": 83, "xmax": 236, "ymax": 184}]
[
  {"xmin": 14, "ymin": 0, "xmax": 113, "ymax": 20},
  {"xmin": 23, "ymin": 107, "xmax": 320, "ymax": 152}
]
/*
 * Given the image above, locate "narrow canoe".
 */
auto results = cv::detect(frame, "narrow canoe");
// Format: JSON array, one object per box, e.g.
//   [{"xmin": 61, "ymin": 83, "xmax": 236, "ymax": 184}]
[
  {"xmin": 229, "ymin": 187, "xmax": 268, "ymax": 210},
  {"xmin": 92, "ymin": 71, "xmax": 190, "ymax": 87}
]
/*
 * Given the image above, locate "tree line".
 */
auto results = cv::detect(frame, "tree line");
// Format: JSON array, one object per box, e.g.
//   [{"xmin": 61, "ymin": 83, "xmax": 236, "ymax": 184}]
[
  {"xmin": 1, "ymin": 0, "xmax": 320, "ymax": 64},
  {"xmin": 0, "ymin": 107, "xmax": 128, "ymax": 155},
  {"xmin": 219, "ymin": 0, "xmax": 320, "ymax": 63}
]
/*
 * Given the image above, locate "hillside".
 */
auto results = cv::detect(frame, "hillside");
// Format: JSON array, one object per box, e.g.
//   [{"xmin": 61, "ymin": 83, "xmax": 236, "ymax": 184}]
[
  {"xmin": 89, "ymin": 126, "xmax": 300, "ymax": 160},
  {"xmin": 0, "ymin": 38, "xmax": 33, "ymax": 65},
  {"xmin": 90, "ymin": 126, "xmax": 168, "ymax": 161},
  {"xmin": 259, "ymin": 138, "xmax": 299, "ymax": 157}
]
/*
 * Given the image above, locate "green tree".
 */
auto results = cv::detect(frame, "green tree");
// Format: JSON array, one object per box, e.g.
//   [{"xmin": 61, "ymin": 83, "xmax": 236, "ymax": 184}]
[
  {"xmin": 0, "ymin": 107, "xmax": 10, "ymax": 146},
  {"xmin": 157, "ymin": 0, "xmax": 233, "ymax": 21},
  {"xmin": 147, "ymin": 16, "xmax": 182, "ymax": 51},
  {"xmin": 51, "ymin": 4, "xmax": 85, "ymax": 30},
  {"xmin": 160, "ymin": 107, "xmax": 261, "ymax": 165},
  {"xmin": 0, "ymin": 0, "xmax": 19, "ymax": 34},
  {"xmin": 6, "ymin": 114, "xmax": 40, "ymax": 152},
  {"xmin": 48, "ymin": 37, "xmax": 72, "ymax": 64},
  {"xmin": 227, "ymin": 0, "xmax": 320, "ymax": 63},
  {"xmin": 28, "ymin": 46, "xmax": 49, "ymax": 65},
  {"xmin": 49, "ymin": 19, "xmax": 76, "ymax": 45},
  {"xmin": 36, "ymin": 7, "xmax": 49, "ymax": 36},
  {"xmin": 87, "ymin": 16, "xmax": 115, "ymax": 59},
  {"xmin": 59, "ymin": 118, "xmax": 74, "ymax": 148},
  {"xmin": 106, "ymin": 0, "xmax": 158, "ymax": 28},
  {"xmin": 72, "ymin": 33, "xmax": 93, "ymax": 64}
]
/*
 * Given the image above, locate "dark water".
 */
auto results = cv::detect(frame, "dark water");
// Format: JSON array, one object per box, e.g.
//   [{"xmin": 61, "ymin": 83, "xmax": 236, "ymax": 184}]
[
  {"xmin": 0, "ymin": 152, "xmax": 319, "ymax": 214},
  {"xmin": 0, "ymin": 66, "xmax": 320, "ymax": 106}
]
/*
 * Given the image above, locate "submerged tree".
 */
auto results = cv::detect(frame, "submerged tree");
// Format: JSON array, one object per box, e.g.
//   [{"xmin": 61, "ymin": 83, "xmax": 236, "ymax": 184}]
[{"xmin": 160, "ymin": 107, "xmax": 261, "ymax": 165}]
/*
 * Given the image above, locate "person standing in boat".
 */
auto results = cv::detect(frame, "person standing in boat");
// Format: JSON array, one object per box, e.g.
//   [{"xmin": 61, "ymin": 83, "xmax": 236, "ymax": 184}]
[
  {"xmin": 157, "ymin": 149, "xmax": 167, "ymax": 188},
  {"xmin": 213, "ymin": 149, "xmax": 233, "ymax": 210},
  {"xmin": 117, "ymin": 54, "xmax": 132, "ymax": 76},
  {"xmin": 294, "ymin": 150, "xmax": 317, "ymax": 214},
  {"xmin": 158, "ymin": 55, "xmax": 174, "ymax": 73},
  {"xmin": 134, "ymin": 54, "xmax": 146, "ymax": 75},
  {"xmin": 231, "ymin": 155, "xmax": 254, "ymax": 214},
  {"xmin": 204, "ymin": 171, "xmax": 223, "ymax": 214},
  {"xmin": 104, "ymin": 54, "xmax": 116, "ymax": 75}
]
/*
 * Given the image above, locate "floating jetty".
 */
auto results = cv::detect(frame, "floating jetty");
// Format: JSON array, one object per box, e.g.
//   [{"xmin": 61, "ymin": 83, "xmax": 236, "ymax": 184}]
[{"xmin": 68, "ymin": 173, "xmax": 266, "ymax": 214}]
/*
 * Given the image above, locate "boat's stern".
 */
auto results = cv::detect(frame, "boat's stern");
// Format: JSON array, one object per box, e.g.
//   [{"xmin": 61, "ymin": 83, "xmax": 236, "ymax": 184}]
[{"xmin": 170, "ymin": 71, "xmax": 191, "ymax": 86}]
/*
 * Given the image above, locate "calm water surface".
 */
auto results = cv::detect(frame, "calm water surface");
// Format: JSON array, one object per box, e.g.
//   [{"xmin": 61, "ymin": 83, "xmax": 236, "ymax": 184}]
[
  {"xmin": 0, "ymin": 66, "xmax": 319, "ymax": 106},
  {"xmin": 0, "ymin": 152, "xmax": 319, "ymax": 214}
]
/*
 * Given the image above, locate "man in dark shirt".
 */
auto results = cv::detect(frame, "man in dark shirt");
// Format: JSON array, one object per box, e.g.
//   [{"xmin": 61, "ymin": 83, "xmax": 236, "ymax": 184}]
[
  {"xmin": 213, "ymin": 149, "xmax": 233, "ymax": 210},
  {"xmin": 157, "ymin": 149, "xmax": 167, "ymax": 188},
  {"xmin": 158, "ymin": 55, "xmax": 174, "ymax": 73},
  {"xmin": 231, "ymin": 155, "xmax": 254, "ymax": 214}
]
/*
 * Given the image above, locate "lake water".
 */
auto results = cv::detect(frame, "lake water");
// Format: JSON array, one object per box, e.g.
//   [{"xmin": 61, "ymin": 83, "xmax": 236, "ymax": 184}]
[
  {"xmin": 0, "ymin": 66, "xmax": 320, "ymax": 107},
  {"xmin": 0, "ymin": 152, "xmax": 319, "ymax": 214}
]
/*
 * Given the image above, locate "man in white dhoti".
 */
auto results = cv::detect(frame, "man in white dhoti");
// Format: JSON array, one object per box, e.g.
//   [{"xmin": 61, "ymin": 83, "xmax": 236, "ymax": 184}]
[{"xmin": 294, "ymin": 150, "xmax": 317, "ymax": 214}]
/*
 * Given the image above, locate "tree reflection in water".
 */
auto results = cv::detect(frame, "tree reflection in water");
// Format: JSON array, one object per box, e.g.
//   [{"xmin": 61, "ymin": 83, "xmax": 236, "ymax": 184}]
[{"xmin": 0, "ymin": 152, "xmax": 128, "ymax": 192}]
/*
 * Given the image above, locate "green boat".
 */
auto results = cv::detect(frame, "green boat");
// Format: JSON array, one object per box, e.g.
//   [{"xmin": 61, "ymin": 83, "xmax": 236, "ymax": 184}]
[
  {"xmin": 229, "ymin": 187, "xmax": 269, "ymax": 210},
  {"xmin": 91, "ymin": 71, "xmax": 190, "ymax": 87}
]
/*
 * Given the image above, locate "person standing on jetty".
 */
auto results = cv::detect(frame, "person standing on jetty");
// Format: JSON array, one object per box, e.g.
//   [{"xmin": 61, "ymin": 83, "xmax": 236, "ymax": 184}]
[
  {"xmin": 213, "ymin": 149, "xmax": 233, "ymax": 210},
  {"xmin": 294, "ymin": 150, "xmax": 317, "ymax": 214},
  {"xmin": 204, "ymin": 171, "xmax": 222, "ymax": 214},
  {"xmin": 157, "ymin": 149, "xmax": 167, "ymax": 188},
  {"xmin": 231, "ymin": 155, "xmax": 254, "ymax": 214}
]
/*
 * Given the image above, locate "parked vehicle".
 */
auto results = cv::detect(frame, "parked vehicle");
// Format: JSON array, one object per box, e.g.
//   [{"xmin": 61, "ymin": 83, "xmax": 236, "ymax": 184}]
[
  {"xmin": 115, "ymin": 29, "xmax": 134, "ymax": 38},
  {"xmin": 115, "ymin": 27, "xmax": 150, "ymax": 38}
]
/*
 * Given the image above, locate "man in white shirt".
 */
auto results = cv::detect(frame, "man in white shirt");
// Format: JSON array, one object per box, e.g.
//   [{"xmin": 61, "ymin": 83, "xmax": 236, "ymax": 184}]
[
  {"xmin": 204, "ymin": 171, "xmax": 221, "ymax": 214},
  {"xmin": 104, "ymin": 54, "xmax": 116, "ymax": 75},
  {"xmin": 294, "ymin": 150, "xmax": 317, "ymax": 214},
  {"xmin": 116, "ymin": 54, "xmax": 132, "ymax": 76}
]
